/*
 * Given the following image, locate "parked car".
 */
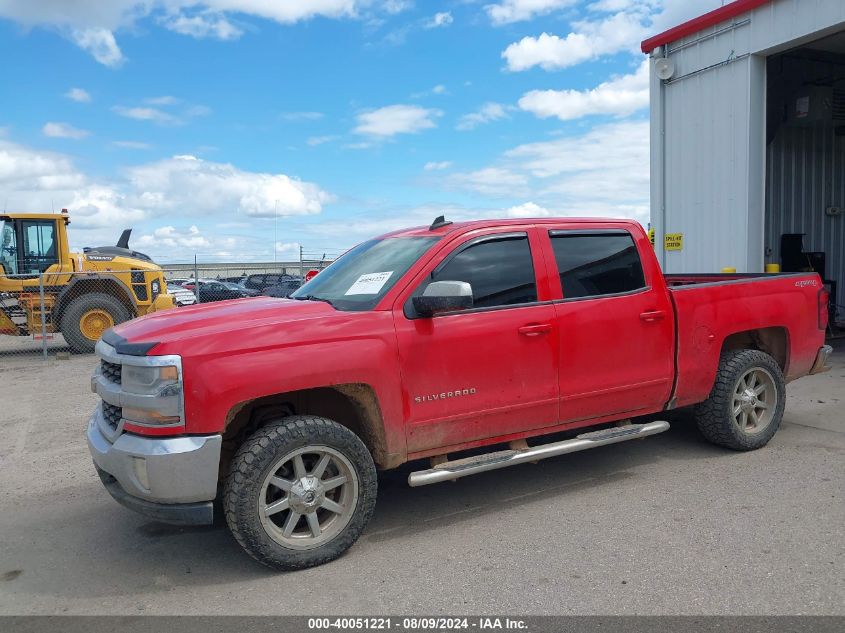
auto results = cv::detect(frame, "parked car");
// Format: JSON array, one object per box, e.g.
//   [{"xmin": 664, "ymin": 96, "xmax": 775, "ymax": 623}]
[
  {"xmin": 167, "ymin": 277, "xmax": 194, "ymax": 287},
  {"xmin": 194, "ymin": 280, "xmax": 253, "ymax": 302},
  {"xmin": 166, "ymin": 283, "xmax": 197, "ymax": 307},
  {"xmin": 219, "ymin": 275, "xmax": 247, "ymax": 284},
  {"xmin": 243, "ymin": 273, "xmax": 302, "ymax": 293},
  {"xmin": 262, "ymin": 278, "xmax": 303, "ymax": 298},
  {"xmin": 87, "ymin": 216, "xmax": 831, "ymax": 571}
]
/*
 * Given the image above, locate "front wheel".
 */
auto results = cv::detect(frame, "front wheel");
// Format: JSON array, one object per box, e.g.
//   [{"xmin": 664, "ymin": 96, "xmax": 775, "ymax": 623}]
[
  {"xmin": 59, "ymin": 293, "xmax": 131, "ymax": 354},
  {"xmin": 694, "ymin": 349, "xmax": 786, "ymax": 451},
  {"xmin": 223, "ymin": 415, "xmax": 377, "ymax": 570}
]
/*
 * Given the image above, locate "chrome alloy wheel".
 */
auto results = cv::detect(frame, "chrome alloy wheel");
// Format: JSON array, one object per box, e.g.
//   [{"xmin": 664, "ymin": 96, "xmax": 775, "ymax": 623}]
[
  {"xmin": 258, "ymin": 446, "xmax": 358, "ymax": 550},
  {"xmin": 732, "ymin": 367, "xmax": 777, "ymax": 434}
]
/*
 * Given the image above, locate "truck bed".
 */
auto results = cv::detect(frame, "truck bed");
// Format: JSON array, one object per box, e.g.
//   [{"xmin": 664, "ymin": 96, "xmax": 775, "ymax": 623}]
[
  {"xmin": 665, "ymin": 272, "xmax": 812, "ymax": 287},
  {"xmin": 665, "ymin": 272, "xmax": 825, "ymax": 408}
]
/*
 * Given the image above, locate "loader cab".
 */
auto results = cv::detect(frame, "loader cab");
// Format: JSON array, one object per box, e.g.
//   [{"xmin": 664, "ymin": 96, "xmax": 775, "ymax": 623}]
[{"xmin": 0, "ymin": 214, "xmax": 67, "ymax": 279}]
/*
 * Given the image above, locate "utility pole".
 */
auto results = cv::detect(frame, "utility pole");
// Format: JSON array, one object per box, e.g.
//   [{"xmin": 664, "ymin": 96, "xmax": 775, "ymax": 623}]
[
  {"xmin": 273, "ymin": 200, "xmax": 278, "ymax": 264},
  {"xmin": 299, "ymin": 245, "xmax": 304, "ymax": 279},
  {"xmin": 194, "ymin": 254, "xmax": 200, "ymax": 303}
]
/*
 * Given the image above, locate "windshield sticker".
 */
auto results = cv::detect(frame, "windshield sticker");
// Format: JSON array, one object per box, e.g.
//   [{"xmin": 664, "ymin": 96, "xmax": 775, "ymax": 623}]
[{"xmin": 345, "ymin": 271, "xmax": 393, "ymax": 295}]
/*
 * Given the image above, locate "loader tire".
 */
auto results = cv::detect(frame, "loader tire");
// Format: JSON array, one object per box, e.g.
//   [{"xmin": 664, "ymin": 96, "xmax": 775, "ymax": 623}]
[
  {"xmin": 694, "ymin": 349, "xmax": 785, "ymax": 451},
  {"xmin": 60, "ymin": 293, "xmax": 131, "ymax": 354},
  {"xmin": 224, "ymin": 415, "xmax": 377, "ymax": 571}
]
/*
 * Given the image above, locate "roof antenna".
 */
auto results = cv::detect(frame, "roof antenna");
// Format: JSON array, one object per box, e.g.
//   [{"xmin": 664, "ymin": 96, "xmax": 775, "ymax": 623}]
[{"xmin": 429, "ymin": 215, "xmax": 452, "ymax": 230}]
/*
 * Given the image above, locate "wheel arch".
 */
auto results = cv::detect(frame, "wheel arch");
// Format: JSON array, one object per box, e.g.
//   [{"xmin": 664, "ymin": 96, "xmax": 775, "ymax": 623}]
[
  {"xmin": 221, "ymin": 383, "xmax": 394, "ymax": 474},
  {"xmin": 720, "ymin": 326, "xmax": 789, "ymax": 374},
  {"xmin": 54, "ymin": 276, "xmax": 137, "ymax": 323}
]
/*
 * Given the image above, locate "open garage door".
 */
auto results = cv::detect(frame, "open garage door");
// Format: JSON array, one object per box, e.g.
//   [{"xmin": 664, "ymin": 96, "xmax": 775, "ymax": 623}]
[{"xmin": 766, "ymin": 30, "xmax": 845, "ymax": 329}]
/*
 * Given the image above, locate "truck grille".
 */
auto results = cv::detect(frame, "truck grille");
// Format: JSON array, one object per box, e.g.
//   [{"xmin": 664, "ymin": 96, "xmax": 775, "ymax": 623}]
[
  {"xmin": 101, "ymin": 359, "xmax": 122, "ymax": 384},
  {"xmin": 102, "ymin": 402, "xmax": 122, "ymax": 430}
]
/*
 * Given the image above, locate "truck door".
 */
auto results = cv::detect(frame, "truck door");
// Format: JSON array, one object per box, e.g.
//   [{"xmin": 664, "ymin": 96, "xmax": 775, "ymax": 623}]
[
  {"xmin": 393, "ymin": 228, "xmax": 559, "ymax": 455},
  {"xmin": 545, "ymin": 229, "xmax": 674, "ymax": 422}
]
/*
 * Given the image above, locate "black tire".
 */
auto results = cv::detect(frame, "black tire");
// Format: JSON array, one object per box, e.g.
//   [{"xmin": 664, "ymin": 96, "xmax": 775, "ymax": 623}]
[
  {"xmin": 223, "ymin": 415, "xmax": 377, "ymax": 571},
  {"xmin": 694, "ymin": 349, "xmax": 786, "ymax": 451},
  {"xmin": 59, "ymin": 292, "xmax": 131, "ymax": 354}
]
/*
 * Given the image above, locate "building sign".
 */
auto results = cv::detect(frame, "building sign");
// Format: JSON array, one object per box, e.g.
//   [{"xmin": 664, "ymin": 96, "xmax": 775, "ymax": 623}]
[{"xmin": 664, "ymin": 233, "xmax": 684, "ymax": 251}]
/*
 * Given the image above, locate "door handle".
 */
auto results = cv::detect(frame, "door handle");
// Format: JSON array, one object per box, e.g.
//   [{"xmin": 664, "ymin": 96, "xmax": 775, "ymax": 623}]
[
  {"xmin": 639, "ymin": 310, "xmax": 666, "ymax": 322},
  {"xmin": 518, "ymin": 323, "xmax": 552, "ymax": 336}
]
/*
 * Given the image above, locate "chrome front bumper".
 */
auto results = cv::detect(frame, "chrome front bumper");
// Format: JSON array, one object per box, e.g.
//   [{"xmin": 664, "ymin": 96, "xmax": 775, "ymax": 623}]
[
  {"xmin": 809, "ymin": 344, "xmax": 834, "ymax": 375},
  {"xmin": 86, "ymin": 405, "xmax": 222, "ymax": 525}
]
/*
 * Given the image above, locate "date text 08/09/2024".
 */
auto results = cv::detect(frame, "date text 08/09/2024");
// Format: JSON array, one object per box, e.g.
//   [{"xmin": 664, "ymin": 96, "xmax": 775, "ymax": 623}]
[{"xmin": 307, "ymin": 617, "xmax": 528, "ymax": 630}]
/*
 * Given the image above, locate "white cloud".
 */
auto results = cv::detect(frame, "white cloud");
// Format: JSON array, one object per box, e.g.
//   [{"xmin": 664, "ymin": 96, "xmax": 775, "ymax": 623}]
[
  {"xmin": 424, "ymin": 161, "xmax": 452, "ymax": 171},
  {"xmin": 354, "ymin": 104, "xmax": 442, "ymax": 138},
  {"xmin": 0, "ymin": 137, "xmax": 334, "ymax": 258},
  {"xmin": 307, "ymin": 135, "xmax": 339, "ymax": 146},
  {"xmin": 486, "ymin": 0, "xmax": 577, "ymax": 25},
  {"xmin": 71, "ymin": 27, "xmax": 125, "ymax": 67},
  {"xmin": 456, "ymin": 103, "xmax": 510, "ymax": 131},
  {"xmin": 0, "ymin": 140, "xmax": 86, "ymax": 192},
  {"xmin": 449, "ymin": 120, "xmax": 650, "ymax": 222},
  {"xmin": 411, "ymin": 84, "xmax": 448, "ymax": 99},
  {"xmin": 42, "ymin": 122, "xmax": 91, "ymax": 140},
  {"xmin": 274, "ymin": 241, "xmax": 300, "ymax": 254},
  {"xmin": 146, "ymin": 95, "xmax": 180, "ymax": 106},
  {"xmin": 67, "ymin": 185, "xmax": 148, "ymax": 229},
  {"xmin": 502, "ymin": 11, "xmax": 649, "ymax": 71},
  {"xmin": 65, "ymin": 88, "xmax": 91, "ymax": 103},
  {"xmin": 112, "ymin": 99, "xmax": 208, "ymax": 125},
  {"xmin": 127, "ymin": 154, "xmax": 333, "ymax": 217},
  {"xmin": 136, "ymin": 225, "xmax": 210, "ymax": 249},
  {"xmin": 425, "ymin": 12, "xmax": 453, "ymax": 28},
  {"xmin": 448, "ymin": 167, "xmax": 529, "ymax": 197},
  {"xmin": 162, "ymin": 11, "xmax": 243, "ymax": 40},
  {"xmin": 505, "ymin": 201, "xmax": 550, "ymax": 217},
  {"xmin": 382, "ymin": 0, "xmax": 413, "ymax": 14},
  {"xmin": 518, "ymin": 59, "xmax": 648, "ymax": 121},
  {"xmin": 113, "ymin": 106, "xmax": 179, "ymax": 125},
  {"xmin": 0, "ymin": 1, "xmax": 406, "ymax": 66}
]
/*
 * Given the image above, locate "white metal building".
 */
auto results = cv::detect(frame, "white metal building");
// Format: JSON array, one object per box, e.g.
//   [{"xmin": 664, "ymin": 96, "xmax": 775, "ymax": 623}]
[{"xmin": 645, "ymin": 0, "xmax": 845, "ymax": 318}]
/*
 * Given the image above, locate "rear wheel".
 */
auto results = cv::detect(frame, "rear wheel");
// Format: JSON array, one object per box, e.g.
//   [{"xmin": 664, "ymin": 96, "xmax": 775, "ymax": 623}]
[
  {"xmin": 223, "ymin": 415, "xmax": 377, "ymax": 570},
  {"xmin": 60, "ymin": 293, "xmax": 131, "ymax": 353},
  {"xmin": 694, "ymin": 349, "xmax": 786, "ymax": 451}
]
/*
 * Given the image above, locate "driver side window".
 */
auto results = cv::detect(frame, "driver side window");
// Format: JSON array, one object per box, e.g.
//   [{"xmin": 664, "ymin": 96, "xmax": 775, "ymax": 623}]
[
  {"xmin": 0, "ymin": 223, "xmax": 18, "ymax": 275},
  {"xmin": 425, "ymin": 234, "xmax": 537, "ymax": 309}
]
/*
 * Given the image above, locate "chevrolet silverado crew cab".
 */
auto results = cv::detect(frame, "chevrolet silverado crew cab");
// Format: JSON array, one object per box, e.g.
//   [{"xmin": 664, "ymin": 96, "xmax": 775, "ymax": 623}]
[{"xmin": 86, "ymin": 217, "xmax": 832, "ymax": 570}]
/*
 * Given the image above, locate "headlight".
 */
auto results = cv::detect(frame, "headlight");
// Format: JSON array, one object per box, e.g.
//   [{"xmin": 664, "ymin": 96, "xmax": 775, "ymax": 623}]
[{"xmin": 121, "ymin": 364, "xmax": 180, "ymax": 396}]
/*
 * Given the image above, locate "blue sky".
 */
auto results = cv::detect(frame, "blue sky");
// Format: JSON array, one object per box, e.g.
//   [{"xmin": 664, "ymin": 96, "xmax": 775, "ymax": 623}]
[{"xmin": 0, "ymin": 0, "xmax": 719, "ymax": 263}]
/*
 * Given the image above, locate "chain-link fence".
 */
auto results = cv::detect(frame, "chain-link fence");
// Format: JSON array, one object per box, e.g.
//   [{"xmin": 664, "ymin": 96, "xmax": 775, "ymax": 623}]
[{"xmin": 0, "ymin": 257, "xmax": 337, "ymax": 360}]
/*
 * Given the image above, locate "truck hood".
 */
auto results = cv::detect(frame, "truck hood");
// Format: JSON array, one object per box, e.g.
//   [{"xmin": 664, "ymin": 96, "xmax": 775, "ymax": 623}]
[{"xmin": 111, "ymin": 297, "xmax": 338, "ymax": 353}]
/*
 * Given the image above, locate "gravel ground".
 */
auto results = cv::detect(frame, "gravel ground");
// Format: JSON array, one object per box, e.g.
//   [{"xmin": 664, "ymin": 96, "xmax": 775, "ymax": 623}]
[{"xmin": 0, "ymin": 343, "xmax": 843, "ymax": 615}]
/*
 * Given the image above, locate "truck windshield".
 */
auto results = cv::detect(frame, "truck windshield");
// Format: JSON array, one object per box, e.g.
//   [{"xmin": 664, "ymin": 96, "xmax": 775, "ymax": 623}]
[{"xmin": 290, "ymin": 236, "xmax": 439, "ymax": 311}]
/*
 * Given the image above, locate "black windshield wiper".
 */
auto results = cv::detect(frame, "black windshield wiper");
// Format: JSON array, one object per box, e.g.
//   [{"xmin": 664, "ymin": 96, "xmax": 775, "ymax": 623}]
[{"xmin": 294, "ymin": 294, "xmax": 335, "ymax": 307}]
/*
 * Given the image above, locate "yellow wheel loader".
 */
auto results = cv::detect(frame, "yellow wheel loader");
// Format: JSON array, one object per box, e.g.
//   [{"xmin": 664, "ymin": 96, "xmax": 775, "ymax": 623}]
[{"xmin": 0, "ymin": 210, "xmax": 176, "ymax": 353}]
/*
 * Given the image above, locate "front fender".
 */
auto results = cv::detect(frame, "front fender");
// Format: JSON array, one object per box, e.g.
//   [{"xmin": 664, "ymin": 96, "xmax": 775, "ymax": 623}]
[{"xmin": 178, "ymin": 311, "xmax": 405, "ymax": 460}]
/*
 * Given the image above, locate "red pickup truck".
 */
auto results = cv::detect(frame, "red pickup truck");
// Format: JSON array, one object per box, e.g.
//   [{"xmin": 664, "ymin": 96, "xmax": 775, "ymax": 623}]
[{"xmin": 86, "ymin": 217, "xmax": 832, "ymax": 570}]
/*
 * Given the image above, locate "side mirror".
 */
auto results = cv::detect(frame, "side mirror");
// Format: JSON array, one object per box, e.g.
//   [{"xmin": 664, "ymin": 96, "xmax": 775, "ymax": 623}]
[{"xmin": 413, "ymin": 280, "xmax": 473, "ymax": 317}]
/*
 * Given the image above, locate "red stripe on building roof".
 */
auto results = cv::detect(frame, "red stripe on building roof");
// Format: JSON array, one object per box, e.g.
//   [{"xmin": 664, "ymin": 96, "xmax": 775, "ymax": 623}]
[{"xmin": 641, "ymin": 0, "xmax": 772, "ymax": 54}]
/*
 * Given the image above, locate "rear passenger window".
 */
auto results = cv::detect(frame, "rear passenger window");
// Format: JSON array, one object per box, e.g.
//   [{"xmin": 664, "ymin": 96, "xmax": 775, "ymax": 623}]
[
  {"xmin": 549, "ymin": 232, "xmax": 646, "ymax": 299},
  {"xmin": 429, "ymin": 235, "xmax": 537, "ymax": 309}
]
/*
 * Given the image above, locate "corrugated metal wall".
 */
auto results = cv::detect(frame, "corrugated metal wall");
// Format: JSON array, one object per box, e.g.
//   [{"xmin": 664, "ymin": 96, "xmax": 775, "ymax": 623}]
[
  {"xmin": 661, "ymin": 55, "xmax": 757, "ymax": 273},
  {"xmin": 765, "ymin": 124, "xmax": 845, "ymax": 312}
]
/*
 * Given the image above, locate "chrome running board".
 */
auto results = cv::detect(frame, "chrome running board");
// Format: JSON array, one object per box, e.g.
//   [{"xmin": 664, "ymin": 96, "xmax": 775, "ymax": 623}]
[{"xmin": 407, "ymin": 420, "xmax": 670, "ymax": 487}]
